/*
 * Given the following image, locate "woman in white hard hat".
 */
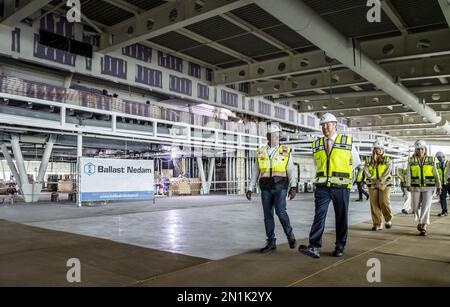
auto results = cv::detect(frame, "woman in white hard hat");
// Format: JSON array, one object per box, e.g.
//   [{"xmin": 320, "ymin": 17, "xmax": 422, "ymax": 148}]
[
  {"xmin": 364, "ymin": 140, "xmax": 393, "ymax": 231},
  {"xmin": 406, "ymin": 140, "xmax": 442, "ymax": 236}
]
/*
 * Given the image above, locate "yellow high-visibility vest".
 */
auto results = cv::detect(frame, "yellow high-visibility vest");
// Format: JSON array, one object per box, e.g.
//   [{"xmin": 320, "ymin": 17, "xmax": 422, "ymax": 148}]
[
  {"xmin": 312, "ymin": 134, "xmax": 353, "ymax": 189},
  {"xmin": 409, "ymin": 156, "xmax": 436, "ymax": 187},
  {"xmin": 364, "ymin": 156, "xmax": 392, "ymax": 186},
  {"xmin": 356, "ymin": 168, "xmax": 364, "ymax": 183},
  {"xmin": 257, "ymin": 145, "xmax": 291, "ymax": 178},
  {"xmin": 436, "ymin": 160, "xmax": 448, "ymax": 184}
]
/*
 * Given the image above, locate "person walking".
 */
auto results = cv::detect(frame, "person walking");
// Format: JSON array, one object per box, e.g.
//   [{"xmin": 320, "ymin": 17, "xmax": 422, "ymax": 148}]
[
  {"xmin": 355, "ymin": 165, "xmax": 369, "ymax": 201},
  {"xmin": 364, "ymin": 140, "xmax": 393, "ymax": 231},
  {"xmin": 406, "ymin": 140, "xmax": 441, "ymax": 236},
  {"xmin": 435, "ymin": 152, "xmax": 449, "ymax": 217},
  {"xmin": 299, "ymin": 113, "xmax": 361, "ymax": 259},
  {"xmin": 246, "ymin": 123, "xmax": 297, "ymax": 253}
]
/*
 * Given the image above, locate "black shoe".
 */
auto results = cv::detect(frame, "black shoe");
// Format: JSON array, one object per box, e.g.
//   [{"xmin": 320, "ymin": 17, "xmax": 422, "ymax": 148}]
[
  {"xmin": 419, "ymin": 230, "xmax": 428, "ymax": 236},
  {"xmin": 355, "ymin": 199, "xmax": 362, "ymax": 202},
  {"xmin": 298, "ymin": 244, "xmax": 320, "ymax": 259},
  {"xmin": 332, "ymin": 246, "xmax": 344, "ymax": 257},
  {"xmin": 402, "ymin": 209, "xmax": 409, "ymax": 214},
  {"xmin": 287, "ymin": 232, "xmax": 296, "ymax": 249},
  {"xmin": 260, "ymin": 239, "xmax": 276, "ymax": 253},
  {"xmin": 438, "ymin": 212, "xmax": 448, "ymax": 217},
  {"xmin": 385, "ymin": 221, "xmax": 392, "ymax": 229},
  {"xmin": 366, "ymin": 195, "xmax": 369, "ymax": 200}
]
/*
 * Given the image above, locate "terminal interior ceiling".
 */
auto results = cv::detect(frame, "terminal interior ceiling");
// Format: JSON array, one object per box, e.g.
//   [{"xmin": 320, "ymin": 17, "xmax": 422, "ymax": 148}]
[{"xmin": 0, "ymin": 0, "xmax": 450, "ymax": 287}]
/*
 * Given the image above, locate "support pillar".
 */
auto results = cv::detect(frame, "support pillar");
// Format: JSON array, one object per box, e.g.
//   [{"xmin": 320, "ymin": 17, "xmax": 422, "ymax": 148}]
[
  {"xmin": 77, "ymin": 132, "xmax": 83, "ymax": 207},
  {"xmin": 196, "ymin": 157, "xmax": 207, "ymax": 195},
  {"xmin": 206, "ymin": 157, "xmax": 215, "ymax": 194},
  {"xmin": 36, "ymin": 135, "xmax": 56, "ymax": 183},
  {"xmin": 0, "ymin": 143, "xmax": 21, "ymax": 186}
]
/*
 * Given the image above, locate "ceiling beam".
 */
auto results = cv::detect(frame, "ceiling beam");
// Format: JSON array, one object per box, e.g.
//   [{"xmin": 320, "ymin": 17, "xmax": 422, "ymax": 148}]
[
  {"xmin": 276, "ymin": 85, "xmax": 450, "ymax": 103},
  {"xmin": 318, "ymin": 105, "xmax": 450, "ymax": 118},
  {"xmin": 102, "ymin": 0, "xmax": 143, "ymax": 15},
  {"xmin": 248, "ymin": 54, "xmax": 450, "ymax": 96},
  {"xmin": 438, "ymin": 0, "xmax": 450, "ymax": 28},
  {"xmin": 220, "ymin": 12, "xmax": 295, "ymax": 55},
  {"xmin": 298, "ymin": 91, "xmax": 450, "ymax": 113},
  {"xmin": 142, "ymin": 41, "xmax": 219, "ymax": 70},
  {"xmin": 98, "ymin": 0, "xmax": 251, "ymax": 54},
  {"xmin": 213, "ymin": 28, "xmax": 450, "ymax": 85},
  {"xmin": 380, "ymin": 0, "xmax": 408, "ymax": 35},
  {"xmin": 1, "ymin": 0, "xmax": 52, "ymax": 27},
  {"xmin": 175, "ymin": 28, "xmax": 253, "ymax": 64},
  {"xmin": 348, "ymin": 114, "xmax": 450, "ymax": 128}
]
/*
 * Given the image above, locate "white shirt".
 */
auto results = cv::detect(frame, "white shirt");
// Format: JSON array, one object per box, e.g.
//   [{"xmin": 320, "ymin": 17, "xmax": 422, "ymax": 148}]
[
  {"xmin": 247, "ymin": 144, "xmax": 297, "ymax": 191},
  {"xmin": 324, "ymin": 132, "xmax": 361, "ymax": 170}
]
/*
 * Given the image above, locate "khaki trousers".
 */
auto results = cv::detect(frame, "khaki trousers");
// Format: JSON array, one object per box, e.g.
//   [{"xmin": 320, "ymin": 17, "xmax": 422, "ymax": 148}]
[{"xmin": 369, "ymin": 187, "xmax": 393, "ymax": 227}]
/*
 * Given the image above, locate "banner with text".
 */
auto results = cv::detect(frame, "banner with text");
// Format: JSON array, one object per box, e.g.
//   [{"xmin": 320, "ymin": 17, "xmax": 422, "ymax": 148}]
[{"xmin": 80, "ymin": 158, "xmax": 154, "ymax": 202}]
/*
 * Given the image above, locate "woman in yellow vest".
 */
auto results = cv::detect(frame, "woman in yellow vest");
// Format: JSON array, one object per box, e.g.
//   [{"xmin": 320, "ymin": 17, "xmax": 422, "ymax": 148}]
[
  {"xmin": 406, "ymin": 140, "xmax": 442, "ymax": 236},
  {"xmin": 364, "ymin": 140, "xmax": 393, "ymax": 231}
]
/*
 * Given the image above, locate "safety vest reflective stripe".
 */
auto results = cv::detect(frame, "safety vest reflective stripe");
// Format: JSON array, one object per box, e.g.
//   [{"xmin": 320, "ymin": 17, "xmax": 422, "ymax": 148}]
[
  {"xmin": 409, "ymin": 156, "xmax": 436, "ymax": 187},
  {"xmin": 313, "ymin": 134, "xmax": 353, "ymax": 189},
  {"xmin": 257, "ymin": 145, "xmax": 291, "ymax": 178},
  {"xmin": 364, "ymin": 156, "xmax": 392, "ymax": 185}
]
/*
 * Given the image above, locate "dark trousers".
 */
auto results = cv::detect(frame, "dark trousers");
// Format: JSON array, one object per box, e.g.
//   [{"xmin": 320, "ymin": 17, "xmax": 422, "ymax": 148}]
[
  {"xmin": 309, "ymin": 187, "xmax": 350, "ymax": 249},
  {"xmin": 261, "ymin": 188, "xmax": 293, "ymax": 241},
  {"xmin": 439, "ymin": 184, "xmax": 449, "ymax": 214},
  {"xmin": 357, "ymin": 182, "xmax": 369, "ymax": 200}
]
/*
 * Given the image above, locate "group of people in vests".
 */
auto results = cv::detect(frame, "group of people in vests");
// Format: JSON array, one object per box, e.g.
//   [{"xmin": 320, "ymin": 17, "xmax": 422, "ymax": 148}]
[{"xmin": 247, "ymin": 113, "xmax": 447, "ymax": 259}]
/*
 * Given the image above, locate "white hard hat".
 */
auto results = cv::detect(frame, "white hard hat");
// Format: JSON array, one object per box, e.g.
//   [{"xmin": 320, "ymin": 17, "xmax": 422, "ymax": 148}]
[
  {"xmin": 319, "ymin": 113, "xmax": 338, "ymax": 125},
  {"xmin": 414, "ymin": 140, "xmax": 427, "ymax": 149},
  {"xmin": 267, "ymin": 123, "xmax": 281, "ymax": 133},
  {"xmin": 436, "ymin": 151, "xmax": 445, "ymax": 158},
  {"xmin": 373, "ymin": 140, "xmax": 385, "ymax": 150}
]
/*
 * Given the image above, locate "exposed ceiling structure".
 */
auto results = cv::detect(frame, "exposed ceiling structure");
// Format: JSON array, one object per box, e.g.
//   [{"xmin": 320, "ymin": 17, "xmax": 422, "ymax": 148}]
[{"xmin": 3, "ymin": 0, "xmax": 450, "ymax": 142}]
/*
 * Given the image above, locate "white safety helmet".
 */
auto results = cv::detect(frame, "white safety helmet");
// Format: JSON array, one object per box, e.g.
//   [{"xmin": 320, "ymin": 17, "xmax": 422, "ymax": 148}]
[
  {"xmin": 414, "ymin": 139, "xmax": 427, "ymax": 149},
  {"xmin": 436, "ymin": 151, "xmax": 445, "ymax": 158},
  {"xmin": 373, "ymin": 140, "xmax": 385, "ymax": 150},
  {"xmin": 267, "ymin": 123, "xmax": 281, "ymax": 134},
  {"xmin": 319, "ymin": 113, "xmax": 338, "ymax": 125}
]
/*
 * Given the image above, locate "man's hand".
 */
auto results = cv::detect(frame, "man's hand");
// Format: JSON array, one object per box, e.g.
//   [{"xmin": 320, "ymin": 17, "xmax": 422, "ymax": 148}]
[
  {"xmin": 246, "ymin": 190, "xmax": 252, "ymax": 201},
  {"xmin": 288, "ymin": 187, "xmax": 297, "ymax": 200},
  {"xmin": 407, "ymin": 186, "xmax": 411, "ymax": 192},
  {"xmin": 436, "ymin": 188, "xmax": 442, "ymax": 197}
]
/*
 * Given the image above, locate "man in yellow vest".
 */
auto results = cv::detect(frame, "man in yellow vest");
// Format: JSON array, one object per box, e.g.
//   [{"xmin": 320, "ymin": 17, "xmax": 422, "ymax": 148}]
[
  {"xmin": 299, "ymin": 113, "xmax": 361, "ymax": 258},
  {"xmin": 246, "ymin": 123, "xmax": 297, "ymax": 253},
  {"xmin": 355, "ymin": 165, "xmax": 369, "ymax": 201},
  {"xmin": 436, "ymin": 152, "xmax": 449, "ymax": 217}
]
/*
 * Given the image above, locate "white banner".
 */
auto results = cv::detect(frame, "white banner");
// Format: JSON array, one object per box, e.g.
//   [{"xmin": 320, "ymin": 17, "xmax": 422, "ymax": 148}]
[{"xmin": 80, "ymin": 158, "xmax": 154, "ymax": 201}]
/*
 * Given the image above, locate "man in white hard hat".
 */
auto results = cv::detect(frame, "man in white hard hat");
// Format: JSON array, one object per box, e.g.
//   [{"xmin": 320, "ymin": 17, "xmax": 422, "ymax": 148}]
[
  {"xmin": 435, "ymin": 151, "xmax": 449, "ymax": 217},
  {"xmin": 406, "ymin": 140, "xmax": 441, "ymax": 236},
  {"xmin": 299, "ymin": 113, "xmax": 361, "ymax": 259},
  {"xmin": 246, "ymin": 122, "xmax": 298, "ymax": 253}
]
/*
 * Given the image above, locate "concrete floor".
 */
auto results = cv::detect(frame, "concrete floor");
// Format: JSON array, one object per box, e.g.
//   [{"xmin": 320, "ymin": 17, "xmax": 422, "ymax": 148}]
[
  {"xmin": 0, "ymin": 193, "xmax": 449, "ymax": 286},
  {"xmin": 0, "ymin": 193, "xmax": 404, "ymax": 260}
]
